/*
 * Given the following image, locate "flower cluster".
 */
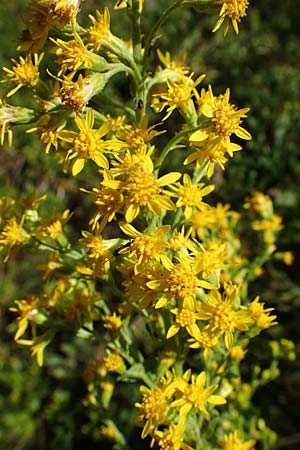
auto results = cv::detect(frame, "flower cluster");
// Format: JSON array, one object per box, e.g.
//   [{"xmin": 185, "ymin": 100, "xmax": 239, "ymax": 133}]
[{"xmin": 0, "ymin": 1, "xmax": 288, "ymax": 449}]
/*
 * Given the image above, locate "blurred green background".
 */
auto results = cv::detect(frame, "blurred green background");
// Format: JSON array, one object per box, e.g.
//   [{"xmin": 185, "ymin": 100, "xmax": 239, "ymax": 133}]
[{"xmin": 1, "ymin": 1, "xmax": 300, "ymax": 449}]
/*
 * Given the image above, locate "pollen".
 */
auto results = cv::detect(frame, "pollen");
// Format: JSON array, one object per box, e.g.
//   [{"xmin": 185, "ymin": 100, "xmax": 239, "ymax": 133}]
[
  {"xmin": 213, "ymin": 302, "xmax": 235, "ymax": 332},
  {"xmin": 138, "ymin": 388, "xmax": 167, "ymax": 422},
  {"xmin": 212, "ymin": 102, "xmax": 242, "ymax": 138},
  {"xmin": 74, "ymin": 130, "xmax": 103, "ymax": 159},
  {"xmin": 124, "ymin": 171, "xmax": 160, "ymax": 206},
  {"xmin": 175, "ymin": 308, "xmax": 195, "ymax": 327},
  {"xmin": 0, "ymin": 217, "xmax": 29, "ymax": 248},
  {"xmin": 167, "ymin": 263, "xmax": 198, "ymax": 299},
  {"xmin": 104, "ymin": 349, "xmax": 123, "ymax": 372}
]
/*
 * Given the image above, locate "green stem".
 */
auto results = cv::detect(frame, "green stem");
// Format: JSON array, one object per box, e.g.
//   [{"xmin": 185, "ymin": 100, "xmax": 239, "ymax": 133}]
[{"xmin": 155, "ymin": 125, "xmax": 199, "ymax": 169}]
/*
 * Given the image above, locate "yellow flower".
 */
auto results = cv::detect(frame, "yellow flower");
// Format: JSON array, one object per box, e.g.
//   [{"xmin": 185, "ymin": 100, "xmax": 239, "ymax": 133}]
[
  {"xmin": 104, "ymin": 312, "xmax": 123, "ymax": 332},
  {"xmin": 103, "ymin": 152, "xmax": 180, "ymax": 222},
  {"xmin": 194, "ymin": 242, "xmax": 228, "ymax": 280},
  {"xmin": 169, "ymin": 173, "xmax": 214, "ymax": 219},
  {"xmin": 58, "ymin": 109, "xmax": 124, "ymax": 175},
  {"xmin": 104, "ymin": 349, "xmax": 124, "ymax": 372},
  {"xmin": 230, "ymin": 345, "xmax": 247, "ymax": 361},
  {"xmin": 0, "ymin": 101, "xmax": 36, "ymax": 147},
  {"xmin": 119, "ymin": 222, "xmax": 172, "ymax": 272},
  {"xmin": 0, "ymin": 216, "xmax": 29, "ymax": 260},
  {"xmin": 18, "ymin": 330, "xmax": 54, "ymax": 367},
  {"xmin": 118, "ymin": 260, "xmax": 163, "ymax": 309},
  {"xmin": 77, "ymin": 230, "xmax": 115, "ymax": 277},
  {"xmin": 218, "ymin": 430, "xmax": 256, "ymax": 450},
  {"xmin": 10, "ymin": 295, "xmax": 41, "ymax": 340},
  {"xmin": 190, "ymin": 202, "xmax": 239, "ymax": 239},
  {"xmin": 18, "ymin": 0, "xmax": 81, "ymax": 52},
  {"xmin": 171, "ymin": 371, "xmax": 226, "ymax": 432},
  {"xmin": 35, "ymin": 209, "xmax": 72, "ymax": 240},
  {"xmin": 147, "ymin": 256, "xmax": 217, "ymax": 310},
  {"xmin": 188, "ymin": 325, "xmax": 221, "ymax": 359},
  {"xmin": 86, "ymin": 8, "xmax": 112, "ymax": 52},
  {"xmin": 166, "ymin": 297, "xmax": 202, "ymax": 340},
  {"xmin": 51, "ymin": 32, "xmax": 94, "ymax": 75},
  {"xmin": 246, "ymin": 296, "xmax": 277, "ymax": 329},
  {"xmin": 116, "ymin": 115, "xmax": 165, "ymax": 154},
  {"xmin": 2, "ymin": 53, "xmax": 44, "ymax": 97},
  {"xmin": 213, "ymin": 0, "xmax": 250, "ymax": 36},
  {"xmin": 281, "ymin": 251, "xmax": 294, "ymax": 266},
  {"xmin": 88, "ymin": 184, "xmax": 124, "ymax": 231},
  {"xmin": 156, "ymin": 49, "xmax": 190, "ymax": 83},
  {"xmin": 152, "ymin": 74, "xmax": 205, "ymax": 120},
  {"xmin": 154, "ymin": 424, "xmax": 193, "ymax": 450},
  {"xmin": 197, "ymin": 289, "xmax": 251, "ymax": 349},
  {"xmin": 135, "ymin": 386, "xmax": 168, "ymax": 438},
  {"xmin": 27, "ymin": 112, "xmax": 67, "ymax": 154},
  {"xmin": 243, "ymin": 192, "xmax": 273, "ymax": 215},
  {"xmin": 115, "ymin": 0, "xmax": 144, "ymax": 13},
  {"xmin": 187, "ymin": 86, "xmax": 251, "ymax": 177}
]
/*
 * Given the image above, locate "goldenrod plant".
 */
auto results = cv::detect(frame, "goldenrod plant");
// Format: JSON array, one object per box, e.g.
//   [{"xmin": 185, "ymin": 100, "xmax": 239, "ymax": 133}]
[{"xmin": 0, "ymin": 1, "xmax": 294, "ymax": 449}]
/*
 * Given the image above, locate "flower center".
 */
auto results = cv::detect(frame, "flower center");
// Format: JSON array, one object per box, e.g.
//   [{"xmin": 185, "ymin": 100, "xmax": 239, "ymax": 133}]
[{"xmin": 124, "ymin": 171, "xmax": 160, "ymax": 206}]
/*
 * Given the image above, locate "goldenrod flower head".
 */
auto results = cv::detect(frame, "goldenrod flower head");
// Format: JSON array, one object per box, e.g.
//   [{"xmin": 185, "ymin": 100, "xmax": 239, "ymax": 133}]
[
  {"xmin": 51, "ymin": 33, "xmax": 94, "ymax": 75},
  {"xmin": 191, "ymin": 203, "xmax": 239, "ymax": 239},
  {"xmin": 218, "ymin": 430, "xmax": 256, "ymax": 450},
  {"xmin": 19, "ymin": 0, "xmax": 81, "ymax": 51},
  {"xmin": 103, "ymin": 153, "xmax": 180, "ymax": 222},
  {"xmin": 169, "ymin": 173, "xmax": 214, "ymax": 219},
  {"xmin": 171, "ymin": 371, "xmax": 226, "ymax": 431},
  {"xmin": 116, "ymin": 115, "xmax": 165, "ymax": 154},
  {"xmin": 168, "ymin": 226, "xmax": 192, "ymax": 253},
  {"xmin": 58, "ymin": 108, "xmax": 124, "ymax": 175},
  {"xmin": 187, "ymin": 86, "xmax": 250, "ymax": 176},
  {"xmin": 149, "ymin": 259, "xmax": 199, "ymax": 309},
  {"xmin": 89, "ymin": 184, "xmax": 124, "ymax": 231},
  {"xmin": 118, "ymin": 260, "xmax": 163, "ymax": 309},
  {"xmin": 2, "ymin": 53, "xmax": 43, "ymax": 97},
  {"xmin": 167, "ymin": 297, "xmax": 202, "ymax": 340},
  {"xmin": 27, "ymin": 111, "xmax": 68, "ymax": 154},
  {"xmin": 87, "ymin": 8, "xmax": 111, "ymax": 52},
  {"xmin": 10, "ymin": 295, "xmax": 41, "ymax": 340},
  {"xmin": 0, "ymin": 217, "xmax": 29, "ymax": 257},
  {"xmin": 77, "ymin": 231, "xmax": 119, "ymax": 277},
  {"xmin": 188, "ymin": 325, "xmax": 221, "ymax": 359},
  {"xmin": 0, "ymin": 101, "xmax": 36, "ymax": 146},
  {"xmin": 247, "ymin": 296, "xmax": 278, "ymax": 329},
  {"xmin": 58, "ymin": 74, "xmax": 95, "ymax": 112},
  {"xmin": 119, "ymin": 222, "xmax": 172, "ymax": 272},
  {"xmin": 213, "ymin": 0, "xmax": 250, "ymax": 36},
  {"xmin": 281, "ymin": 251, "xmax": 294, "ymax": 266},
  {"xmin": 104, "ymin": 349, "xmax": 124, "ymax": 372},
  {"xmin": 252, "ymin": 215, "xmax": 283, "ymax": 233},
  {"xmin": 154, "ymin": 424, "xmax": 192, "ymax": 450},
  {"xmin": 41, "ymin": 0, "xmax": 80, "ymax": 25},
  {"xmin": 194, "ymin": 242, "xmax": 228, "ymax": 280},
  {"xmin": 230, "ymin": 345, "xmax": 247, "ymax": 361},
  {"xmin": 156, "ymin": 49, "xmax": 190, "ymax": 83},
  {"xmin": 104, "ymin": 312, "xmax": 123, "ymax": 332},
  {"xmin": 79, "ymin": 230, "xmax": 111, "ymax": 261},
  {"xmin": 192, "ymin": 85, "xmax": 250, "ymax": 139},
  {"xmin": 19, "ymin": 330, "xmax": 54, "ymax": 367},
  {"xmin": 152, "ymin": 74, "xmax": 205, "ymax": 120},
  {"xmin": 198, "ymin": 290, "xmax": 251, "ymax": 348},
  {"xmin": 35, "ymin": 209, "xmax": 72, "ymax": 239},
  {"xmin": 244, "ymin": 191, "xmax": 273, "ymax": 215},
  {"xmin": 135, "ymin": 386, "xmax": 167, "ymax": 438}
]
